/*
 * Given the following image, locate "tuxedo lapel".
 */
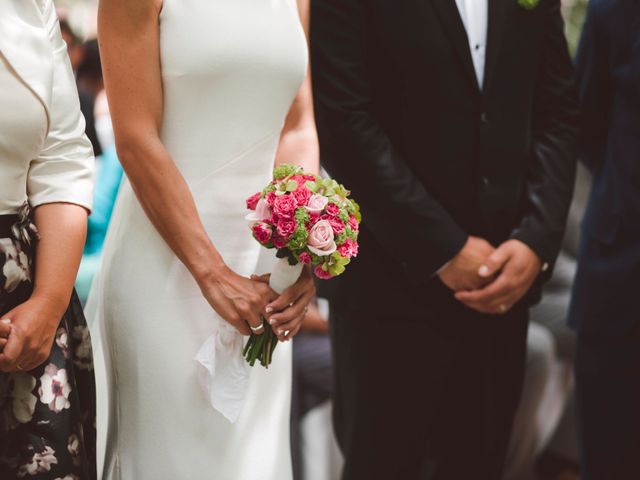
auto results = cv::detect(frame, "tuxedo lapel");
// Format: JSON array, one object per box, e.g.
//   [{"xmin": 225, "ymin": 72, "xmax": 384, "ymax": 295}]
[
  {"xmin": 483, "ymin": 0, "xmax": 511, "ymax": 96},
  {"xmin": 0, "ymin": 0, "xmax": 52, "ymax": 128},
  {"xmin": 428, "ymin": 0, "xmax": 480, "ymax": 94}
]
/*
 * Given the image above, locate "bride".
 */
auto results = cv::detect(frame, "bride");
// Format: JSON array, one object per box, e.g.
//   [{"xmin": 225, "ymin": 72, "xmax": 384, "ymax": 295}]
[{"xmin": 88, "ymin": 0, "xmax": 318, "ymax": 478}]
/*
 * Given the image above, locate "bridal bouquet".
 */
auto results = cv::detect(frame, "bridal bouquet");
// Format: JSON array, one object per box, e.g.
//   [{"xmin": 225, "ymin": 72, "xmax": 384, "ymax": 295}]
[{"xmin": 244, "ymin": 164, "xmax": 361, "ymax": 367}]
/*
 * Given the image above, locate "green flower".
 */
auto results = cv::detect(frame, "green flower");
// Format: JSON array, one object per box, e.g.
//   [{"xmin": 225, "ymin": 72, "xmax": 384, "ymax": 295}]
[
  {"xmin": 518, "ymin": 0, "xmax": 539, "ymax": 10},
  {"xmin": 273, "ymin": 164, "xmax": 303, "ymax": 180}
]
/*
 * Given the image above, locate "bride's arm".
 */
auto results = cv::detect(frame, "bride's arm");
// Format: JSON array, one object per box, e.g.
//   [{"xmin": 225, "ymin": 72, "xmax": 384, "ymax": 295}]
[
  {"xmin": 98, "ymin": 0, "xmax": 274, "ymax": 335},
  {"xmin": 274, "ymin": 0, "xmax": 319, "ymax": 175},
  {"xmin": 262, "ymin": 0, "xmax": 318, "ymax": 341}
]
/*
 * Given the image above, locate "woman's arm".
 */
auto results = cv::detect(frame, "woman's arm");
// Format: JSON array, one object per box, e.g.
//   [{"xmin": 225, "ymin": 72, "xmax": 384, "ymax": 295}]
[
  {"xmin": 98, "ymin": 0, "xmax": 274, "ymax": 335},
  {"xmin": 262, "ymin": 0, "xmax": 319, "ymax": 341},
  {"xmin": 0, "ymin": 205, "xmax": 88, "ymax": 372},
  {"xmin": 0, "ymin": 0, "xmax": 93, "ymax": 371},
  {"xmin": 274, "ymin": 0, "xmax": 319, "ymax": 175}
]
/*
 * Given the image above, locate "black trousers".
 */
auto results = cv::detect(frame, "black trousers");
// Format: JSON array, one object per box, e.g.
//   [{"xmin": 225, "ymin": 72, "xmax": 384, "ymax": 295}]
[
  {"xmin": 575, "ymin": 326, "xmax": 640, "ymax": 480},
  {"xmin": 330, "ymin": 290, "xmax": 529, "ymax": 480}
]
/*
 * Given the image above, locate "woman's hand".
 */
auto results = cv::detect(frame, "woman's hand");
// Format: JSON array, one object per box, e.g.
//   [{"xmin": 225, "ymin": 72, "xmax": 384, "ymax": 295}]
[
  {"xmin": 0, "ymin": 320, "xmax": 13, "ymax": 355},
  {"xmin": 0, "ymin": 296, "xmax": 63, "ymax": 372},
  {"xmin": 200, "ymin": 266, "xmax": 279, "ymax": 336},
  {"xmin": 253, "ymin": 266, "xmax": 316, "ymax": 342}
]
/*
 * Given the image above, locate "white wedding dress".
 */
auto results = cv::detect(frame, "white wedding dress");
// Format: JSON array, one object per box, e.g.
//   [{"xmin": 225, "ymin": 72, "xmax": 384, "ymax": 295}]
[{"xmin": 86, "ymin": 0, "xmax": 307, "ymax": 478}]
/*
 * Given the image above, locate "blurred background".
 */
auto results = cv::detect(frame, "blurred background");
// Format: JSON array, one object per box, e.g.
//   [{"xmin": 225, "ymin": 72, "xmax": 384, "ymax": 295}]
[{"xmin": 57, "ymin": 1, "xmax": 590, "ymax": 479}]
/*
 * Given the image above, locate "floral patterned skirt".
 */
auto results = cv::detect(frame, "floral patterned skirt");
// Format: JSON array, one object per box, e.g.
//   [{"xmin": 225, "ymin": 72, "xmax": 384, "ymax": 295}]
[{"xmin": 0, "ymin": 208, "xmax": 96, "ymax": 480}]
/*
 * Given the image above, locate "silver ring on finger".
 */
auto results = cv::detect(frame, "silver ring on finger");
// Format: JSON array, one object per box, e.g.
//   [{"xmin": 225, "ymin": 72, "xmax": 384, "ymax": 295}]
[{"xmin": 250, "ymin": 323, "xmax": 265, "ymax": 334}]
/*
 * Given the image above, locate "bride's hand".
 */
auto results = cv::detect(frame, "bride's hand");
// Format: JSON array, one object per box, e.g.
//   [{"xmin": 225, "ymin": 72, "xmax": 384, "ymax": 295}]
[
  {"xmin": 200, "ymin": 266, "xmax": 278, "ymax": 336},
  {"xmin": 252, "ymin": 266, "xmax": 316, "ymax": 342}
]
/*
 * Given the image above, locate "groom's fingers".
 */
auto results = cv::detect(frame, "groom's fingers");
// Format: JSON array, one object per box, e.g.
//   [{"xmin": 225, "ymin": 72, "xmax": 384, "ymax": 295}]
[
  {"xmin": 478, "ymin": 244, "xmax": 512, "ymax": 278},
  {"xmin": 455, "ymin": 272, "xmax": 511, "ymax": 306}
]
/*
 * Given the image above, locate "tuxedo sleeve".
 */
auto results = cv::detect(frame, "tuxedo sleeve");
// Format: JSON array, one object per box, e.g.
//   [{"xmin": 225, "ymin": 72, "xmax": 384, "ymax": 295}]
[
  {"xmin": 310, "ymin": 0, "xmax": 468, "ymax": 280},
  {"xmin": 510, "ymin": 0, "xmax": 579, "ymax": 274},
  {"xmin": 575, "ymin": 0, "xmax": 610, "ymax": 174}
]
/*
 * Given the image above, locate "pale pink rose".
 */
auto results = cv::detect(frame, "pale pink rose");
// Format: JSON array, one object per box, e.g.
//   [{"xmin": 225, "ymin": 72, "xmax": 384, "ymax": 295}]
[
  {"xmin": 325, "ymin": 203, "xmax": 340, "ymax": 217},
  {"xmin": 292, "ymin": 186, "xmax": 312, "ymax": 207},
  {"xmin": 307, "ymin": 220, "xmax": 337, "ymax": 256},
  {"xmin": 246, "ymin": 192, "xmax": 261, "ymax": 211},
  {"xmin": 252, "ymin": 223, "xmax": 273, "ymax": 244},
  {"xmin": 299, "ymin": 252, "xmax": 312, "ymax": 265},
  {"xmin": 276, "ymin": 218, "xmax": 297, "ymax": 239},
  {"xmin": 305, "ymin": 194, "xmax": 329, "ymax": 214},
  {"xmin": 321, "ymin": 215, "xmax": 345, "ymax": 235},
  {"xmin": 314, "ymin": 265, "xmax": 334, "ymax": 280},
  {"xmin": 273, "ymin": 194, "xmax": 298, "ymax": 218},
  {"xmin": 338, "ymin": 238, "xmax": 359, "ymax": 258},
  {"xmin": 245, "ymin": 198, "xmax": 273, "ymax": 223},
  {"xmin": 255, "ymin": 198, "xmax": 272, "ymax": 221}
]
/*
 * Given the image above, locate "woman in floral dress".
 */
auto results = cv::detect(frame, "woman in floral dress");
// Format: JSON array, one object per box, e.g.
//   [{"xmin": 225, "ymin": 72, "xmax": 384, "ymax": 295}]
[{"xmin": 0, "ymin": 1, "xmax": 96, "ymax": 478}]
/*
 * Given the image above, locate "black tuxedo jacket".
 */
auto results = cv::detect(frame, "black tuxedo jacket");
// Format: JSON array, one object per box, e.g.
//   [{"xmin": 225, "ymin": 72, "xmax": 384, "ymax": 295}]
[
  {"xmin": 568, "ymin": 0, "xmax": 640, "ymax": 335},
  {"xmin": 311, "ymin": 0, "xmax": 579, "ymax": 314}
]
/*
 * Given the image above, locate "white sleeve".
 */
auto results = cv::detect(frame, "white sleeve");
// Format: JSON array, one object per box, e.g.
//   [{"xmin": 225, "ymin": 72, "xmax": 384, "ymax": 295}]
[{"xmin": 28, "ymin": 0, "xmax": 95, "ymax": 212}]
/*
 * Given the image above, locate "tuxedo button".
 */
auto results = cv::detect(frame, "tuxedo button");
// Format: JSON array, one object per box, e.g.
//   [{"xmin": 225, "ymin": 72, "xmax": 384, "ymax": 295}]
[{"xmin": 481, "ymin": 112, "xmax": 488, "ymax": 124}]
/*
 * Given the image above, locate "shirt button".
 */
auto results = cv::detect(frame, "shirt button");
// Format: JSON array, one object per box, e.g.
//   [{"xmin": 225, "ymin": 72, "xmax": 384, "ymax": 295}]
[{"xmin": 481, "ymin": 112, "xmax": 488, "ymax": 124}]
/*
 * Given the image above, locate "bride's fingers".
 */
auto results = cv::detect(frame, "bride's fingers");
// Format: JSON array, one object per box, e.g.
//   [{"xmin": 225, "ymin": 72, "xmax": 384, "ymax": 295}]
[
  {"xmin": 250, "ymin": 274, "xmax": 270, "ymax": 284},
  {"xmin": 274, "ymin": 305, "xmax": 309, "ymax": 340},
  {"xmin": 282, "ymin": 324, "xmax": 302, "ymax": 342},
  {"xmin": 245, "ymin": 315, "xmax": 265, "ymax": 335},
  {"xmin": 0, "ymin": 338, "xmax": 7, "ymax": 350},
  {"xmin": 268, "ymin": 291, "xmax": 313, "ymax": 328}
]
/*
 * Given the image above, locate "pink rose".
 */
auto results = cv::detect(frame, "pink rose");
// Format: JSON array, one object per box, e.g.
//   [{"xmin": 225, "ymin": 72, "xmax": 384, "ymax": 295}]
[
  {"xmin": 348, "ymin": 216, "xmax": 359, "ymax": 232},
  {"xmin": 299, "ymin": 252, "xmax": 312, "ymax": 265},
  {"xmin": 305, "ymin": 194, "xmax": 329, "ymax": 214},
  {"xmin": 307, "ymin": 212, "xmax": 321, "ymax": 227},
  {"xmin": 265, "ymin": 191, "xmax": 277, "ymax": 206},
  {"xmin": 307, "ymin": 220, "xmax": 337, "ymax": 256},
  {"xmin": 273, "ymin": 236, "xmax": 288, "ymax": 249},
  {"xmin": 273, "ymin": 194, "xmax": 298, "ymax": 218},
  {"xmin": 325, "ymin": 203, "xmax": 340, "ymax": 217},
  {"xmin": 338, "ymin": 238, "xmax": 359, "ymax": 258},
  {"xmin": 246, "ymin": 192, "xmax": 261, "ymax": 211},
  {"xmin": 252, "ymin": 222, "xmax": 272, "ymax": 244},
  {"xmin": 276, "ymin": 218, "xmax": 297, "ymax": 239},
  {"xmin": 292, "ymin": 186, "xmax": 312, "ymax": 207},
  {"xmin": 314, "ymin": 265, "xmax": 333, "ymax": 280}
]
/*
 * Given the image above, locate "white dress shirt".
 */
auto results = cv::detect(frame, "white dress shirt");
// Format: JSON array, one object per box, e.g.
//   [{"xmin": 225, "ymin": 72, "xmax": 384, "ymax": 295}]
[{"xmin": 455, "ymin": 0, "xmax": 489, "ymax": 89}]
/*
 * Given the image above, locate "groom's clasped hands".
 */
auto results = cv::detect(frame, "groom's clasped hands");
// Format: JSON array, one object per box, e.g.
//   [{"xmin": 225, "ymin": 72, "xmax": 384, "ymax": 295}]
[{"xmin": 439, "ymin": 237, "xmax": 541, "ymax": 315}]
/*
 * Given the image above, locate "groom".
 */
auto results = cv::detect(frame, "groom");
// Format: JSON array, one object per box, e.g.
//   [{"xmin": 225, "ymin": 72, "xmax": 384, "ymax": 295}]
[{"xmin": 310, "ymin": 0, "xmax": 578, "ymax": 478}]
